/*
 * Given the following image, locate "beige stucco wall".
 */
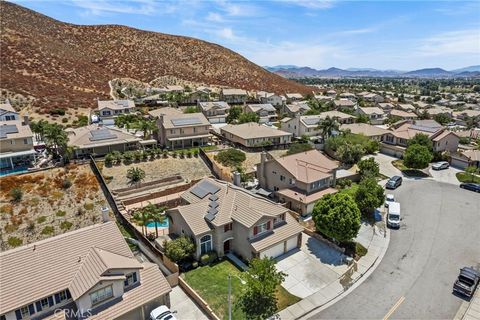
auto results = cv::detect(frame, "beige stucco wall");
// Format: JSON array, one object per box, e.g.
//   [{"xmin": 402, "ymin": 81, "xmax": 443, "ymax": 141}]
[
  {"xmin": 158, "ymin": 123, "xmax": 211, "ymax": 146},
  {"xmin": 0, "ymin": 137, "xmax": 33, "ymax": 153},
  {"xmin": 433, "ymin": 133, "xmax": 459, "ymax": 153},
  {"xmin": 77, "ymin": 280, "xmax": 125, "ymax": 316}
]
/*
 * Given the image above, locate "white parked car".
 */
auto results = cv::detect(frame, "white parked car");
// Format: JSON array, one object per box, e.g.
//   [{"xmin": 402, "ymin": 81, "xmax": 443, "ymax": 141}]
[
  {"xmin": 150, "ymin": 306, "xmax": 177, "ymax": 320},
  {"xmin": 385, "ymin": 194, "xmax": 395, "ymax": 208},
  {"xmin": 432, "ymin": 161, "xmax": 449, "ymax": 170}
]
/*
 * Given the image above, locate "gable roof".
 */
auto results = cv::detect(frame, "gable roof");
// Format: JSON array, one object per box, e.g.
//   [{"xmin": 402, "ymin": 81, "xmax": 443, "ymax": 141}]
[
  {"xmin": 273, "ymin": 150, "xmax": 338, "ymax": 184},
  {"xmin": 285, "ymin": 102, "xmax": 310, "ymax": 114},
  {"xmin": 0, "ymin": 120, "xmax": 33, "ymax": 140},
  {"xmin": 389, "ymin": 109, "xmax": 418, "ymax": 118},
  {"xmin": 221, "ymin": 123, "xmax": 291, "ymax": 139},
  {"xmin": 246, "ymin": 104, "xmax": 276, "ymax": 113},
  {"xmin": 97, "ymin": 100, "xmax": 135, "ymax": 111},
  {"xmin": 0, "ymin": 100, "xmax": 16, "ymax": 115},
  {"xmin": 198, "ymin": 101, "xmax": 230, "ymax": 111},
  {"xmin": 222, "ymin": 88, "xmax": 247, "ymax": 96},
  {"xmin": 340, "ymin": 123, "xmax": 390, "ymax": 137},
  {"xmin": 67, "ymin": 124, "xmax": 141, "ymax": 148},
  {"xmin": 0, "ymin": 222, "xmax": 145, "ymax": 314},
  {"xmin": 359, "ymin": 107, "xmax": 384, "ymax": 115}
]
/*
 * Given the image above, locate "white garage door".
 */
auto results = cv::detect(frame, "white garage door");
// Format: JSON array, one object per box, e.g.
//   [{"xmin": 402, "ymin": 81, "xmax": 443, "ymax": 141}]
[
  {"xmin": 286, "ymin": 236, "xmax": 298, "ymax": 252},
  {"xmin": 260, "ymin": 242, "xmax": 284, "ymax": 259}
]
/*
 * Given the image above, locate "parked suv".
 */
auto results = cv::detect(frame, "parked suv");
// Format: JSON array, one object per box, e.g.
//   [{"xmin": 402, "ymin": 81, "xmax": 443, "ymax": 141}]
[
  {"xmin": 460, "ymin": 183, "xmax": 480, "ymax": 193},
  {"xmin": 453, "ymin": 267, "xmax": 480, "ymax": 298},
  {"xmin": 386, "ymin": 176, "xmax": 402, "ymax": 189}
]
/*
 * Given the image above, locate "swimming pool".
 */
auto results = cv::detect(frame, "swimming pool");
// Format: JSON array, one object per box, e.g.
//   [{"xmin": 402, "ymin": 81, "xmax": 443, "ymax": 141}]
[
  {"xmin": 146, "ymin": 219, "xmax": 169, "ymax": 228},
  {"xmin": 0, "ymin": 167, "xmax": 29, "ymax": 177}
]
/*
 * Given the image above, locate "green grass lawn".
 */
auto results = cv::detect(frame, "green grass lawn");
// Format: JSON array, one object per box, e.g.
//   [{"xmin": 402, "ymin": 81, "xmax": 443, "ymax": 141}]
[
  {"xmin": 456, "ymin": 172, "xmax": 480, "ymax": 183},
  {"xmin": 182, "ymin": 260, "xmax": 299, "ymax": 319},
  {"xmin": 391, "ymin": 160, "xmax": 429, "ymax": 177}
]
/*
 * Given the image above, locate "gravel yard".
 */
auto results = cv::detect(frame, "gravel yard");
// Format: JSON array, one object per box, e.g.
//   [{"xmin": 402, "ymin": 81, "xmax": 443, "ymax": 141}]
[{"xmin": 102, "ymin": 157, "xmax": 212, "ymax": 190}]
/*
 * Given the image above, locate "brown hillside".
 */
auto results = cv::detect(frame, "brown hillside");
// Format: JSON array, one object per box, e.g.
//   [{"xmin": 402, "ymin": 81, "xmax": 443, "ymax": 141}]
[{"xmin": 0, "ymin": 2, "xmax": 312, "ymax": 114}]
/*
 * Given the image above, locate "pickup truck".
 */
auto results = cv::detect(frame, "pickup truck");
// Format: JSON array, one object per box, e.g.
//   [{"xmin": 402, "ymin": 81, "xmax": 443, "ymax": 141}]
[{"xmin": 453, "ymin": 266, "xmax": 480, "ymax": 297}]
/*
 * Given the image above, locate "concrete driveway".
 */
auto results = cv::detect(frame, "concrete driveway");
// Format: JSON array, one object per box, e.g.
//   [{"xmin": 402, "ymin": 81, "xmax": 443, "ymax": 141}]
[
  {"xmin": 428, "ymin": 166, "xmax": 462, "ymax": 185},
  {"xmin": 169, "ymin": 286, "xmax": 208, "ymax": 320},
  {"xmin": 275, "ymin": 234, "xmax": 348, "ymax": 299},
  {"xmin": 364, "ymin": 153, "xmax": 402, "ymax": 178}
]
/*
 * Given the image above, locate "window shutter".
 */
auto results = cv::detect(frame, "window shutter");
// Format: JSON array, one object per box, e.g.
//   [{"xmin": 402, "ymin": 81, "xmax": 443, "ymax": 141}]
[
  {"xmin": 267, "ymin": 221, "xmax": 271, "ymax": 230},
  {"xmin": 253, "ymin": 226, "xmax": 258, "ymax": 235},
  {"xmin": 48, "ymin": 296, "xmax": 54, "ymax": 307},
  {"xmin": 15, "ymin": 310, "xmax": 22, "ymax": 320},
  {"xmin": 66, "ymin": 290, "xmax": 72, "ymax": 299},
  {"xmin": 54, "ymin": 293, "xmax": 61, "ymax": 304},
  {"xmin": 133, "ymin": 272, "xmax": 137, "ymax": 283},
  {"xmin": 28, "ymin": 304, "xmax": 35, "ymax": 315}
]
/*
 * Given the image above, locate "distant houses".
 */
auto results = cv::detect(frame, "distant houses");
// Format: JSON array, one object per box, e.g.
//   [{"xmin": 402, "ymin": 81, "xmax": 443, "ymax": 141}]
[
  {"xmin": 220, "ymin": 122, "xmax": 292, "ymax": 147},
  {"xmin": 0, "ymin": 99, "xmax": 19, "ymax": 122},
  {"xmin": 97, "ymin": 100, "xmax": 135, "ymax": 119},
  {"xmin": 221, "ymin": 88, "xmax": 248, "ymax": 104},
  {"xmin": 281, "ymin": 111, "xmax": 355, "ymax": 138},
  {"xmin": 0, "ymin": 116, "xmax": 36, "ymax": 172},
  {"xmin": 198, "ymin": 101, "xmax": 231, "ymax": 124},
  {"xmin": 245, "ymin": 104, "xmax": 277, "ymax": 123}
]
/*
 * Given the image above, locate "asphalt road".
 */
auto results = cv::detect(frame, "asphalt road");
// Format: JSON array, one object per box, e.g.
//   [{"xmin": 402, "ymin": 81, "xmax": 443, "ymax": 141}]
[{"xmin": 309, "ymin": 179, "xmax": 480, "ymax": 320}]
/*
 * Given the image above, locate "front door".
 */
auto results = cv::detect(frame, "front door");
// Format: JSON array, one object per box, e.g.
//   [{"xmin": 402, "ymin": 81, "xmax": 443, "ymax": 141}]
[{"xmin": 223, "ymin": 239, "xmax": 231, "ymax": 253}]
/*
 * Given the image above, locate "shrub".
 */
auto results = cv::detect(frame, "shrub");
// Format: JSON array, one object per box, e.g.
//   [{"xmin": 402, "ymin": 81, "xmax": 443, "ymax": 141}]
[
  {"xmin": 83, "ymin": 203, "xmax": 94, "ymax": 211},
  {"xmin": 355, "ymin": 242, "xmax": 368, "ymax": 257},
  {"xmin": 55, "ymin": 210, "xmax": 66, "ymax": 217},
  {"xmin": 7, "ymin": 237, "xmax": 23, "ymax": 248},
  {"xmin": 179, "ymin": 150, "xmax": 185, "ymax": 159},
  {"xmin": 171, "ymin": 152, "xmax": 177, "ymax": 158},
  {"xmin": 10, "ymin": 187, "xmax": 23, "ymax": 202},
  {"xmin": 164, "ymin": 236, "xmax": 196, "ymax": 263},
  {"xmin": 215, "ymin": 149, "xmax": 246, "ymax": 167},
  {"xmin": 26, "ymin": 221, "xmax": 35, "ymax": 232},
  {"xmin": 287, "ymin": 143, "xmax": 313, "ymax": 155},
  {"xmin": 37, "ymin": 216, "xmax": 47, "ymax": 223},
  {"xmin": 200, "ymin": 251, "xmax": 218, "ymax": 265},
  {"xmin": 60, "ymin": 221, "xmax": 73, "ymax": 230},
  {"xmin": 4, "ymin": 224, "xmax": 18, "ymax": 233},
  {"xmin": 193, "ymin": 149, "xmax": 199, "ymax": 157},
  {"xmin": 123, "ymin": 151, "xmax": 134, "ymax": 164},
  {"xmin": 142, "ymin": 151, "xmax": 149, "ymax": 161},
  {"xmin": 49, "ymin": 108, "xmax": 66, "ymax": 116},
  {"xmin": 336, "ymin": 179, "xmax": 352, "ymax": 189},
  {"xmin": 105, "ymin": 153, "xmax": 114, "ymax": 166},
  {"xmin": 146, "ymin": 232, "xmax": 156, "ymax": 241},
  {"xmin": 403, "ymin": 144, "xmax": 433, "ymax": 169},
  {"xmin": 0, "ymin": 204, "xmax": 14, "ymax": 215},
  {"xmin": 62, "ymin": 118, "xmax": 68, "ymax": 123},
  {"xmin": 186, "ymin": 150, "xmax": 192, "ymax": 158},
  {"xmin": 163, "ymin": 150, "xmax": 169, "ymax": 158},
  {"xmin": 41, "ymin": 226, "xmax": 54, "ymax": 235},
  {"xmin": 76, "ymin": 207, "xmax": 85, "ymax": 216},
  {"xmin": 62, "ymin": 178, "xmax": 72, "ymax": 189},
  {"xmin": 133, "ymin": 150, "xmax": 143, "ymax": 162}
]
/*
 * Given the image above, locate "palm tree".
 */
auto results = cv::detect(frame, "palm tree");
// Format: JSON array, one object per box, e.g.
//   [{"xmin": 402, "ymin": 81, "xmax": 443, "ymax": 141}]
[
  {"xmin": 126, "ymin": 167, "xmax": 146, "ymax": 187},
  {"xmin": 44, "ymin": 123, "xmax": 68, "ymax": 158},
  {"xmin": 317, "ymin": 116, "xmax": 339, "ymax": 140},
  {"xmin": 135, "ymin": 119, "xmax": 157, "ymax": 139},
  {"xmin": 142, "ymin": 203, "xmax": 166, "ymax": 238},
  {"xmin": 132, "ymin": 208, "xmax": 152, "ymax": 236}
]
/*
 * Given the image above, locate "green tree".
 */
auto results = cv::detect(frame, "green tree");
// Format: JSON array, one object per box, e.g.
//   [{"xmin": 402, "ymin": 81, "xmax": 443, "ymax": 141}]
[
  {"xmin": 337, "ymin": 143, "xmax": 365, "ymax": 165},
  {"xmin": 287, "ymin": 143, "xmax": 313, "ymax": 155},
  {"xmin": 238, "ymin": 112, "xmax": 260, "ymax": 124},
  {"xmin": 356, "ymin": 114, "xmax": 370, "ymax": 124},
  {"xmin": 135, "ymin": 119, "xmax": 157, "ymax": 139},
  {"xmin": 133, "ymin": 207, "xmax": 152, "ymax": 236},
  {"xmin": 357, "ymin": 157, "xmax": 380, "ymax": 179},
  {"xmin": 403, "ymin": 144, "xmax": 433, "ymax": 169},
  {"xmin": 433, "ymin": 113, "xmax": 452, "ymax": 126},
  {"xmin": 163, "ymin": 236, "xmax": 195, "ymax": 262},
  {"xmin": 184, "ymin": 106, "xmax": 199, "ymax": 114},
  {"xmin": 355, "ymin": 178, "xmax": 385, "ymax": 216},
  {"xmin": 214, "ymin": 149, "xmax": 246, "ymax": 167},
  {"xmin": 312, "ymin": 193, "xmax": 361, "ymax": 242},
  {"xmin": 226, "ymin": 106, "xmax": 243, "ymax": 123},
  {"xmin": 408, "ymin": 133, "xmax": 433, "ymax": 152},
  {"xmin": 239, "ymin": 258, "xmax": 286, "ymax": 320},
  {"xmin": 140, "ymin": 203, "xmax": 166, "ymax": 238},
  {"xmin": 44, "ymin": 123, "xmax": 68, "ymax": 158},
  {"xmin": 317, "ymin": 116, "xmax": 339, "ymax": 139},
  {"xmin": 417, "ymin": 109, "xmax": 430, "ymax": 120},
  {"xmin": 465, "ymin": 116, "xmax": 479, "ymax": 130},
  {"xmin": 465, "ymin": 166, "xmax": 479, "ymax": 182},
  {"xmin": 126, "ymin": 167, "xmax": 146, "ymax": 187}
]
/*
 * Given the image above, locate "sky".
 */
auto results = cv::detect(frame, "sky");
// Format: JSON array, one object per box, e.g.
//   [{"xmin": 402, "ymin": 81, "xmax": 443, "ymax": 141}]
[{"xmin": 11, "ymin": 0, "xmax": 480, "ymax": 70}]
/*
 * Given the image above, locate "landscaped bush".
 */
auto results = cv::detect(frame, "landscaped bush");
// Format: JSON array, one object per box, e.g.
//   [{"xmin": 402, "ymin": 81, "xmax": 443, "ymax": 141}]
[
  {"xmin": 142, "ymin": 151, "xmax": 149, "ymax": 161},
  {"xmin": 214, "ymin": 149, "xmax": 246, "ymax": 167},
  {"xmin": 41, "ymin": 226, "xmax": 54, "ymax": 235},
  {"xmin": 10, "ymin": 187, "xmax": 23, "ymax": 202},
  {"xmin": 55, "ymin": 210, "xmax": 66, "ymax": 217},
  {"xmin": 133, "ymin": 150, "xmax": 142, "ymax": 162},
  {"xmin": 200, "ymin": 251, "xmax": 218, "ymax": 265},
  {"xmin": 186, "ymin": 150, "xmax": 192, "ymax": 158},
  {"xmin": 336, "ymin": 179, "xmax": 352, "ymax": 189},
  {"xmin": 104, "ymin": 153, "xmax": 114, "ymax": 166},
  {"xmin": 123, "ymin": 151, "xmax": 134, "ymax": 164},
  {"xmin": 164, "ymin": 236, "xmax": 196, "ymax": 263},
  {"xmin": 83, "ymin": 202, "xmax": 94, "ymax": 211},
  {"xmin": 163, "ymin": 150, "xmax": 169, "ymax": 158},
  {"xmin": 62, "ymin": 178, "xmax": 72, "ymax": 189},
  {"xmin": 179, "ymin": 150, "xmax": 185, "ymax": 159},
  {"xmin": 193, "ymin": 149, "xmax": 199, "ymax": 157},
  {"xmin": 146, "ymin": 232, "xmax": 156, "ymax": 241},
  {"xmin": 37, "ymin": 216, "xmax": 47, "ymax": 223},
  {"xmin": 60, "ymin": 221, "xmax": 73, "ymax": 230},
  {"xmin": 7, "ymin": 236, "xmax": 23, "ymax": 248},
  {"xmin": 27, "ymin": 221, "xmax": 35, "ymax": 231},
  {"xmin": 112, "ymin": 151, "xmax": 123, "ymax": 165}
]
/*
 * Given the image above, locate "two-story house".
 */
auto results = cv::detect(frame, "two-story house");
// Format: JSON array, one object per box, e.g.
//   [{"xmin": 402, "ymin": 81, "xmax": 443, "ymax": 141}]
[
  {"xmin": 285, "ymin": 93, "xmax": 304, "ymax": 103},
  {"xmin": 221, "ymin": 89, "xmax": 248, "ymax": 104},
  {"xmin": 0, "ymin": 100, "xmax": 20, "ymax": 122},
  {"xmin": 167, "ymin": 178, "xmax": 303, "ymax": 260},
  {"xmin": 256, "ymin": 92, "xmax": 284, "ymax": 107},
  {"xmin": 0, "ymin": 116, "xmax": 36, "ymax": 173},
  {"xmin": 220, "ymin": 123, "xmax": 292, "ymax": 147},
  {"xmin": 340, "ymin": 123, "xmax": 390, "ymax": 142},
  {"xmin": 283, "ymin": 101, "xmax": 311, "ymax": 118},
  {"xmin": 333, "ymin": 99, "xmax": 356, "ymax": 111},
  {"xmin": 150, "ymin": 108, "xmax": 212, "ymax": 149},
  {"xmin": 0, "ymin": 222, "xmax": 171, "ymax": 320},
  {"xmin": 198, "ymin": 101, "xmax": 231, "ymax": 124},
  {"xmin": 388, "ymin": 109, "xmax": 418, "ymax": 121},
  {"xmin": 356, "ymin": 107, "xmax": 386, "ymax": 125},
  {"xmin": 257, "ymin": 150, "xmax": 339, "ymax": 216},
  {"xmin": 280, "ymin": 111, "xmax": 355, "ymax": 138},
  {"xmin": 245, "ymin": 104, "xmax": 277, "ymax": 123},
  {"xmin": 97, "ymin": 100, "xmax": 135, "ymax": 119}
]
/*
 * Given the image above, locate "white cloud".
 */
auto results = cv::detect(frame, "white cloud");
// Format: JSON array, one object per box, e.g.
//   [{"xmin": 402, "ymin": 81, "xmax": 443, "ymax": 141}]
[
  {"xmin": 214, "ymin": 0, "xmax": 263, "ymax": 17},
  {"xmin": 206, "ymin": 12, "xmax": 225, "ymax": 23},
  {"xmin": 332, "ymin": 27, "xmax": 376, "ymax": 36},
  {"xmin": 72, "ymin": 0, "xmax": 176, "ymax": 16},
  {"xmin": 417, "ymin": 29, "xmax": 480, "ymax": 57},
  {"xmin": 280, "ymin": 0, "xmax": 335, "ymax": 10}
]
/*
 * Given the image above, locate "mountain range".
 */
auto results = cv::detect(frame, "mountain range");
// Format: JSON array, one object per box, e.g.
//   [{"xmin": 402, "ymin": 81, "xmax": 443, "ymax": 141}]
[
  {"xmin": 0, "ymin": 2, "xmax": 311, "ymax": 115},
  {"xmin": 265, "ymin": 65, "xmax": 480, "ymax": 79}
]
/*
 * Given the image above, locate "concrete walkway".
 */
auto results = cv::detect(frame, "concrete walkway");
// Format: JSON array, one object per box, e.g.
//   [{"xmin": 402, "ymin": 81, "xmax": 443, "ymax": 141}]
[
  {"xmin": 277, "ymin": 223, "xmax": 390, "ymax": 320},
  {"xmin": 170, "ymin": 286, "xmax": 209, "ymax": 320},
  {"xmin": 460, "ymin": 288, "xmax": 480, "ymax": 320}
]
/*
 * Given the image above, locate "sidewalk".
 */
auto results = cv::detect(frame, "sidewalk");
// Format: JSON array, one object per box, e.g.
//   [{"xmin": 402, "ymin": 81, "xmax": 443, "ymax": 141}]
[
  {"xmin": 461, "ymin": 289, "xmax": 480, "ymax": 320},
  {"xmin": 278, "ymin": 223, "xmax": 390, "ymax": 320}
]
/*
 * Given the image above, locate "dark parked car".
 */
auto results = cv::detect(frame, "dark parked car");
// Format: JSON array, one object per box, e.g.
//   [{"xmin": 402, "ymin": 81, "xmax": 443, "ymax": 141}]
[
  {"xmin": 460, "ymin": 183, "xmax": 480, "ymax": 193},
  {"xmin": 386, "ymin": 176, "xmax": 402, "ymax": 189},
  {"xmin": 453, "ymin": 267, "xmax": 480, "ymax": 297}
]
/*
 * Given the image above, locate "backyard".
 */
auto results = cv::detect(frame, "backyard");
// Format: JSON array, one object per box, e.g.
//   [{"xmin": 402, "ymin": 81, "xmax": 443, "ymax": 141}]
[
  {"xmin": 182, "ymin": 260, "xmax": 300, "ymax": 319},
  {"xmin": 0, "ymin": 165, "xmax": 110, "ymax": 251}
]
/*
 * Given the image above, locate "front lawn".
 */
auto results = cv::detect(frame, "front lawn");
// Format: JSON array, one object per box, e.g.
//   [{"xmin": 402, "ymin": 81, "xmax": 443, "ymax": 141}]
[
  {"xmin": 456, "ymin": 172, "xmax": 480, "ymax": 183},
  {"xmin": 182, "ymin": 259, "xmax": 299, "ymax": 319}
]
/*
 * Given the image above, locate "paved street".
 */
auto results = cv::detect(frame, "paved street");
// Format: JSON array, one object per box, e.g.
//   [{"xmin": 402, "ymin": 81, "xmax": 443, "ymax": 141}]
[
  {"xmin": 428, "ymin": 165, "xmax": 462, "ymax": 185},
  {"xmin": 308, "ymin": 180, "xmax": 480, "ymax": 319}
]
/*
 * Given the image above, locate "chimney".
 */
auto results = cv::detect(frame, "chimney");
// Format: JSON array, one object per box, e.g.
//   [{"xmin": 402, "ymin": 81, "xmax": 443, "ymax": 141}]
[
  {"xmin": 258, "ymin": 151, "xmax": 267, "ymax": 187},
  {"xmin": 233, "ymin": 171, "xmax": 241, "ymax": 186},
  {"xmin": 23, "ymin": 114, "xmax": 29, "ymax": 126},
  {"xmin": 101, "ymin": 207, "xmax": 110, "ymax": 222}
]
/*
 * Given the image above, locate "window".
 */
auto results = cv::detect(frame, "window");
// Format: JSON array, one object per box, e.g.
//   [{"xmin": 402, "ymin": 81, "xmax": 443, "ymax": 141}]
[
  {"xmin": 124, "ymin": 272, "xmax": 138, "ymax": 287},
  {"xmin": 224, "ymin": 223, "xmax": 233, "ymax": 232},
  {"xmin": 20, "ymin": 306, "xmax": 30, "ymax": 318},
  {"xmin": 272, "ymin": 171, "xmax": 277, "ymax": 175},
  {"xmin": 254, "ymin": 221, "xmax": 270, "ymax": 236},
  {"xmin": 40, "ymin": 298, "xmax": 49, "ymax": 309},
  {"xmin": 273, "ymin": 186, "xmax": 279, "ymax": 191},
  {"xmin": 274, "ymin": 213, "xmax": 285, "ymax": 225},
  {"xmin": 58, "ymin": 290, "xmax": 67, "ymax": 302},
  {"xmin": 280, "ymin": 175, "xmax": 285, "ymax": 181},
  {"xmin": 200, "ymin": 235, "xmax": 212, "ymax": 254},
  {"xmin": 24, "ymin": 139, "xmax": 28, "ymax": 144},
  {"xmin": 289, "ymin": 178, "xmax": 294, "ymax": 185},
  {"xmin": 90, "ymin": 286, "xmax": 113, "ymax": 305},
  {"xmin": 5, "ymin": 115, "xmax": 15, "ymax": 121}
]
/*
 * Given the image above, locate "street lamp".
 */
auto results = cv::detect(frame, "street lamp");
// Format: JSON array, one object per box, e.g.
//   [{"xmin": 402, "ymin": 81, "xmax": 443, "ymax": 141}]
[{"xmin": 228, "ymin": 274, "xmax": 246, "ymax": 320}]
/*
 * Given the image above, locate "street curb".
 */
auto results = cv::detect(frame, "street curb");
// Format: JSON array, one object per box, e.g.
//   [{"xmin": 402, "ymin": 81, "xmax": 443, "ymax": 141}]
[{"xmin": 290, "ymin": 226, "xmax": 391, "ymax": 320}]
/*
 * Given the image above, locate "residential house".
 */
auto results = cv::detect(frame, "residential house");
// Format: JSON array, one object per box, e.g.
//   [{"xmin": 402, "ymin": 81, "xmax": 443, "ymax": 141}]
[
  {"xmin": 0, "ymin": 222, "xmax": 171, "ymax": 320},
  {"xmin": 450, "ymin": 149, "xmax": 480, "ymax": 169},
  {"xmin": 245, "ymin": 104, "xmax": 277, "ymax": 123},
  {"xmin": 381, "ymin": 120, "xmax": 459, "ymax": 157},
  {"xmin": 339, "ymin": 92, "xmax": 356, "ymax": 100},
  {"xmin": 285, "ymin": 93, "xmax": 303, "ymax": 103},
  {"xmin": 333, "ymin": 99, "xmax": 356, "ymax": 111},
  {"xmin": 167, "ymin": 178, "xmax": 303, "ymax": 260},
  {"xmin": 67, "ymin": 124, "xmax": 153, "ymax": 158},
  {"xmin": 376, "ymin": 102, "xmax": 395, "ymax": 111},
  {"xmin": 452, "ymin": 110, "xmax": 480, "ymax": 126},
  {"xmin": 141, "ymin": 94, "xmax": 169, "ymax": 107},
  {"xmin": 198, "ymin": 101, "xmax": 231, "ymax": 124},
  {"xmin": 326, "ymin": 90, "xmax": 337, "ymax": 97},
  {"xmin": 283, "ymin": 101, "xmax": 311, "ymax": 117},
  {"xmin": 0, "ymin": 117, "xmax": 36, "ymax": 172},
  {"xmin": 281, "ymin": 111, "xmax": 355, "ymax": 138},
  {"xmin": 0, "ymin": 100, "xmax": 19, "ymax": 122},
  {"xmin": 388, "ymin": 109, "xmax": 418, "ymax": 121},
  {"xmin": 150, "ymin": 108, "xmax": 212, "ymax": 149},
  {"xmin": 97, "ymin": 100, "xmax": 135, "ymax": 119},
  {"xmin": 221, "ymin": 89, "xmax": 248, "ymax": 104},
  {"xmin": 220, "ymin": 123, "xmax": 292, "ymax": 147},
  {"xmin": 340, "ymin": 123, "xmax": 390, "ymax": 142},
  {"xmin": 314, "ymin": 95, "xmax": 334, "ymax": 102},
  {"xmin": 356, "ymin": 107, "xmax": 386, "ymax": 125},
  {"xmin": 396, "ymin": 104, "xmax": 416, "ymax": 112},
  {"xmin": 183, "ymin": 90, "xmax": 210, "ymax": 104},
  {"xmin": 426, "ymin": 107, "xmax": 454, "ymax": 118},
  {"xmin": 257, "ymin": 150, "xmax": 339, "ymax": 216},
  {"xmin": 257, "ymin": 92, "xmax": 283, "ymax": 107},
  {"xmin": 358, "ymin": 92, "xmax": 384, "ymax": 103}
]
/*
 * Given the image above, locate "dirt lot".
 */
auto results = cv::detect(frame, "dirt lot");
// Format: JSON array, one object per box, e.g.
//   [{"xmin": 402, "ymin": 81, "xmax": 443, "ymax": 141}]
[
  {"xmin": 0, "ymin": 165, "xmax": 110, "ymax": 251},
  {"xmin": 101, "ymin": 157, "xmax": 212, "ymax": 190}
]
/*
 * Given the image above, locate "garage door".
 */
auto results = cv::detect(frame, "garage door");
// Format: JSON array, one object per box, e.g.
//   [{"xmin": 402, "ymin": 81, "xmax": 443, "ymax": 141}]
[
  {"xmin": 286, "ymin": 236, "xmax": 298, "ymax": 252},
  {"xmin": 260, "ymin": 242, "xmax": 285, "ymax": 259}
]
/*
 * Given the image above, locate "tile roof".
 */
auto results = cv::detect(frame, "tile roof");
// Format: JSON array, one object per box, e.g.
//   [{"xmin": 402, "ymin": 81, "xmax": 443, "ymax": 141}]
[
  {"xmin": 389, "ymin": 109, "xmax": 418, "ymax": 118},
  {"xmin": 340, "ymin": 123, "xmax": 390, "ymax": 137},
  {"xmin": 249, "ymin": 214, "xmax": 303, "ymax": 252},
  {"xmin": 221, "ymin": 123, "xmax": 292, "ymax": 140},
  {"xmin": 276, "ymin": 187, "xmax": 338, "ymax": 204},
  {"xmin": 334, "ymin": 99, "xmax": 355, "ymax": 107},
  {"xmin": 198, "ymin": 101, "xmax": 230, "ymax": 111},
  {"xmin": 97, "ymin": 100, "xmax": 135, "ymax": 111},
  {"xmin": 0, "ymin": 100, "xmax": 16, "ymax": 114},
  {"xmin": 67, "ymin": 124, "xmax": 141, "ymax": 148},
  {"xmin": 462, "ymin": 149, "xmax": 480, "ymax": 162},
  {"xmin": 286, "ymin": 93, "xmax": 303, "ymax": 99},
  {"xmin": 148, "ymin": 107, "xmax": 183, "ymax": 118},
  {"xmin": 246, "ymin": 104, "xmax": 276, "ymax": 113},
  {"xmin": 222, "ymin": 88, "xmax": 247, "ymax": 96},
  {"xmin": 162, "ymin": 112, "xmax": 210, "ymax": 129},
  {"xmin": 285, "ymin": 102, "xmax": 310, "ymax": 114},
  {"xmin": 273, "ymin": 150, "xmax": 338, "ymax": 184},
  {"xmin": 0, "ymin": 222, "xmax": 146, "ymax": 314},
  {"xmin": 0, "ymin": 120, "xmax": 33, "ymax": 140},
  {"xmin": 358, "ymin": 107, "xmax": 384, "ymax": 115}
]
